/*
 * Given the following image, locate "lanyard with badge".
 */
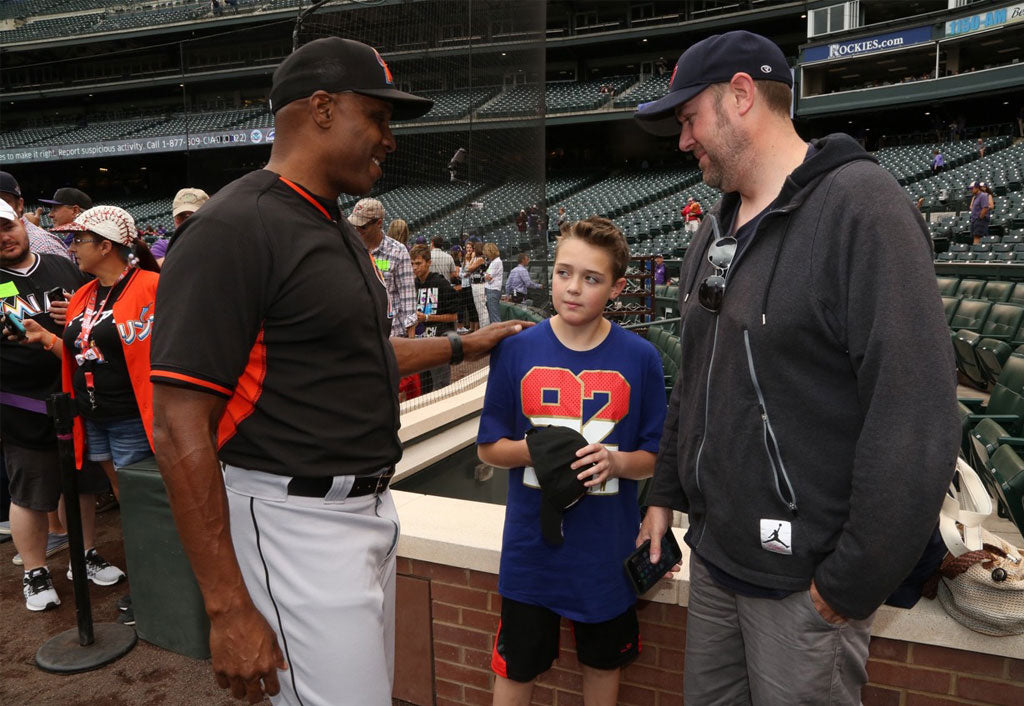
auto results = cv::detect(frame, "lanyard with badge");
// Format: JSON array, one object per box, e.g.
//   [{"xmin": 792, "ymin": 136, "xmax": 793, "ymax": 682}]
[{"xmin": 74, "ymin": 266, "xmax": 130, "ymax": 408}]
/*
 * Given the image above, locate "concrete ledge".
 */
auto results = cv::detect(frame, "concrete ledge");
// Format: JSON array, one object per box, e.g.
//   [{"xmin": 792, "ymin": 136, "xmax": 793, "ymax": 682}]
[{"xmin": 393, "ymin": 490, "xmax": 1024, "ymax": 660}]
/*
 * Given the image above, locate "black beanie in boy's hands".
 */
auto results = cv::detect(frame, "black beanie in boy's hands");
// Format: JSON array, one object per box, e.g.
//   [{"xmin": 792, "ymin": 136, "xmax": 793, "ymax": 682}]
[{"xmin": 526, "ymin": 426, "xmax": 590, "ymax": 546}]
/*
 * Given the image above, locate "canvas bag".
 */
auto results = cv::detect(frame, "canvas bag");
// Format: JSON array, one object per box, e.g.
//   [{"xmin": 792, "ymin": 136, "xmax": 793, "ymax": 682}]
[{"xmin": 932, "ymin": 456, "xmax": 1024, "ymax": 636}]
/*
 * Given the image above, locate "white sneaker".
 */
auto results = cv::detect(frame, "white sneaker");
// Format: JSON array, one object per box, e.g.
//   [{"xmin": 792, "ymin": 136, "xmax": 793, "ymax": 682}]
[
  {"xmin": 24, "ymin": 567, "xmax": 61, "ymax": 611},
  {"xmin": 67, "ymin": 548, "xmax": 125, "ymax": 587}
]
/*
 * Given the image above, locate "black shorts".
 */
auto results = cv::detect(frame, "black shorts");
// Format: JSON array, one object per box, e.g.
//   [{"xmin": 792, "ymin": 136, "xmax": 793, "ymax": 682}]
[
  {"xmin": 4, "ymin": 442, "xmax": 109, "ymax": 512},
  {"xmin": 490, "ymin": 596, "xmax": 640, "ymax": 682}
]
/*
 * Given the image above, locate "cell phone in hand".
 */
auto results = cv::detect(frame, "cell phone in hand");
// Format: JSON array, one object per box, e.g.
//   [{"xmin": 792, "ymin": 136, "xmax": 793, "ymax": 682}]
[
  {"xmin": 46, "ymin": 286, "xmax": 66, "ymax": 303},
  {"xmin": 624, "ymin": 529, "xmax": 682, "ymax": 595},
  {"xmin": 3, "ymin": 311, "xmax": 28, "ymax": 340}
]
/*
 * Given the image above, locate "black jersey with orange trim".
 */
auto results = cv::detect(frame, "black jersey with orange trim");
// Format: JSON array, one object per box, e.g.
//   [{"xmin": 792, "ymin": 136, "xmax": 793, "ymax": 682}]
[{"xmin": 150, "ymin": 169, "xmax": 401, "ymax": 478}]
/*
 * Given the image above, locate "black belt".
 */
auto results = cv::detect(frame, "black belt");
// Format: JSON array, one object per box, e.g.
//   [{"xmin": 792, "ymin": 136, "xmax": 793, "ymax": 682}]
[{"xmin": 287, "ymin": 468, "xmax": 394, "ymax": 498}]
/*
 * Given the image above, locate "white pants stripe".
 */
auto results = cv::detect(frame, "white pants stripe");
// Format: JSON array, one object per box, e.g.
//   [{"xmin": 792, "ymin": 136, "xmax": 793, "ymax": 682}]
[{"xmin": 224, "ymin": 466, "xmax": 399, "ymax": 706}]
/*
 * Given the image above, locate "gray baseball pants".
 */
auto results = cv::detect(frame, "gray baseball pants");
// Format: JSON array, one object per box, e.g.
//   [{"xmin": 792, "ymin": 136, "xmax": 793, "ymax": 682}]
[{"xmin": 224, "ymin": 465, "xmax": 400, "ymax": 706}]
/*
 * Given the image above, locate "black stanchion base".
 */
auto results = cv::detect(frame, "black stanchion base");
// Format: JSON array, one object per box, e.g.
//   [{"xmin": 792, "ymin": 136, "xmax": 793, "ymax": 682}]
[{"xmin": 35, "ymin": 623, "xmax": 138, "ymax": 674}]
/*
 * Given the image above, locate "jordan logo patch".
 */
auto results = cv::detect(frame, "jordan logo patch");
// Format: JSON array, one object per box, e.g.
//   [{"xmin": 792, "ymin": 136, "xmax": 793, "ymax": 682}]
[{"xmin": 760, "ymin": 519, "xmax": 792, "ymax": 555}]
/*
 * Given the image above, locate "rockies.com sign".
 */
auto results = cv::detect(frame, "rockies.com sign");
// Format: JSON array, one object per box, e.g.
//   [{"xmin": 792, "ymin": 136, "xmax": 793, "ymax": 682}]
[{"xmin": 803, "ymin": 26, "xmax": 933, "ymax": 63}]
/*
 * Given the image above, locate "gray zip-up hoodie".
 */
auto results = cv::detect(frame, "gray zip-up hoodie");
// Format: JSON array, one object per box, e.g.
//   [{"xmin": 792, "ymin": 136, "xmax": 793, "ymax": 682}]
[{"xmin": 647, "ymin": 133, "xmax": 959, "ymax": 620}]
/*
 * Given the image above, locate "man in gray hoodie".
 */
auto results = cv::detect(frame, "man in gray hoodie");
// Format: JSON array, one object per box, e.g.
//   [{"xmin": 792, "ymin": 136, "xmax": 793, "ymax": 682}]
[{"xmin": 634, "ymin": 31, "xmax": 958, "ymax": 704}]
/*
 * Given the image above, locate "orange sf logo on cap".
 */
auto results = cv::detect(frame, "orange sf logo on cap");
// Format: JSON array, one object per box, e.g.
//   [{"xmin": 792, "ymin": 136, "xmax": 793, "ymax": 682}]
[{"xmin": 373, "ymin": 49, "xmax": 394, "ymax": 85}]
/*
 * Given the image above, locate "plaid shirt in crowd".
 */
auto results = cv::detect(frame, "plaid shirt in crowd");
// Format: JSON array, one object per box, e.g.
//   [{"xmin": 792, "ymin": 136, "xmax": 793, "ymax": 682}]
[
  {"xmin": 371, "ymin": 235, "xmax": 418, "ymax": 337},
  {"xmin": 25, "ymin": 218, "xmax": 71, "ymax": 261}
]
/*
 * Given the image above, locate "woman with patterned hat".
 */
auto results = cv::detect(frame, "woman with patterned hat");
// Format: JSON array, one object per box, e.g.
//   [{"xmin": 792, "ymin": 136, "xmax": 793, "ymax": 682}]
[{"xmin": 22, "ymin": 206, "xmax": 160, "ymax": 499}]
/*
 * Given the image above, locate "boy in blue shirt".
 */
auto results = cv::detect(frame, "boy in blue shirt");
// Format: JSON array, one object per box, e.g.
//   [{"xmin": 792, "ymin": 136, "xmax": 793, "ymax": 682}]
[{"xmin": 477, "ymin": 216, "xmax": 667, "ymax": 705}]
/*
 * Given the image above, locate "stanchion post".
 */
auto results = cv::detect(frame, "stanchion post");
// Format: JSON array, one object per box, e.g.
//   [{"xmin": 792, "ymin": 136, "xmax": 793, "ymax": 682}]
[
  {"xmin": 47, "ymin": 392, "xmax": 93, "ymax": 646},
  {"xmin": 36, "ymin": 392, "xmax": 136, "ymax": 674}
]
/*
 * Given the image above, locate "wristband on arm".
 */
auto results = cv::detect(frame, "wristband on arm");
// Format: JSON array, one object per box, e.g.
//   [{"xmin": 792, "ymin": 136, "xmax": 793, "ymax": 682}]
[{"xmin": 445, "ymin": 330, "xmax": 464, "ymax": 365}]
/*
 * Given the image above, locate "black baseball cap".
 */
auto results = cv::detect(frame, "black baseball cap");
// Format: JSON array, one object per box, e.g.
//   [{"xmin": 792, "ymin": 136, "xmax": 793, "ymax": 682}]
[
  {"xmin": 0, "ymin": 171, "xmax": 21, "ymax": 198},
  {"xmin": 269, "ymin": 37, "xmax": 433, "ymax": 120},
  {"xmin": 526, "ymin": 426, "xmax": 590, "ymax": 546},
  {"xmin": 635, "ymin": 31, "xmax": 792, "ymax": 137},
  {"xmin": 39, "ymin": 187, "xmax": 93, "ymax": 210}
]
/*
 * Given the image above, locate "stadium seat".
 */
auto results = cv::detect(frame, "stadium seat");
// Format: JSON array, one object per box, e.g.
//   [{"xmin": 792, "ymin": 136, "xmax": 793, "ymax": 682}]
[
  {"xmin": 961, "ymin": 352, "xmax": 1024, "ymax": 435},
  {"xmin": 969, "ymin": 435, "xmax": 1024, "ymax": 536},
  {"xmin": 936, "ymin": 276, "xmax": 960, "ymax": 296},
  {"xmin": 954, "ymin": 303, "xmax": 1024, "ymax": 388},
  {"xmin": 948, "ymin": 298, "xmax": 992, "ymax": 333},
  {"xmin": 955, "ymin": 279, "xmax": 986, "ymax": 298},
  {"xmin": 982, "ymin": 281, "xmax": 1014, "ymax": 303},
  {"xmin": 949, "ymin": 243, "xmax": 969, "ymax": 253},
  {"xmin": 1010, "ymin": 283, "xmax": 1024, "ymax": 306},
  {"xmin": 941, "ymin": 295, "xmax": 961, "ymax": 324}
]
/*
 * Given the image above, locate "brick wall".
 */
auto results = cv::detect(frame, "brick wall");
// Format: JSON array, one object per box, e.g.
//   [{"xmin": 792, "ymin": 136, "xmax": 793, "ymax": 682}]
[
  {"xmin": 865, "ymin": 638, "xmax": 1024, "ymax": 706},
  {"xmin": 398, "ymin": 558, "xmax": 1023, "ymax": 706}
]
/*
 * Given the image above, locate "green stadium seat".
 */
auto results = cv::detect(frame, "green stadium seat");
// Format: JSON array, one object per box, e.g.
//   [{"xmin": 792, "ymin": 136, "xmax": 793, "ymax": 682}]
[
  {"xmin": 941, "ymin": 296, "xmax": 961, "ymax": 324},
  {"xmin": 949, "ymin": 298, "xmax": 992, "ymax": 333},
  {"xmin": 955, "ymin": 304, "xmax": 1024, "ymax": 388},
  {"xmin": 969, "ymin": 435, "xmax": 1024, "ymax": 537},
  {"xmin": 961, "ymin": 352, "xmax": 1024, "ymax": 435},
  {"xmin": 982, "ymin": 281, "xmax": 1014, "ymax": 303},
  {"xmin": 936, "ymin": 276, "xmax": 960, "ymax": 296},
  {"xmin": 956, "ymin": 279, "xmax": 986, "ymax": 299}
]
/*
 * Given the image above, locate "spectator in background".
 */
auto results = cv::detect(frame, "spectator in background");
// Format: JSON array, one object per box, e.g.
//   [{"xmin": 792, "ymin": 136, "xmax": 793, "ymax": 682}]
[
  {"xmin": 39, "ymin": 187, "xmax": 93, "ymax": 243},
  {"xmin": 0, "ymin": 172, "xmax": 70, "ymax": 261},
  {"xmin": 977, "ymin": 137, "xmax": 985, "ymax": 159},
  {"xmin": 682, "ymin": 196, "xmax": 702, "ymax": 234},
  {"xmin": 969, "ymin": 181, "xmax": 990, "ymax": 243},
  {"xmin": 515, "ymin": 209, "xmax": 527, "ymax": 234},
  {"xmin": 387, "ymin": 218, "xmax": 410, "ymax": 248},
  {"xmin": 463, "ymin": 240, "xmax": 488, "ymax": 329},
  {"xmin": 449, "ymin": 243, "xmax": 470, "ymax": 333},
  {"xmin": 483, "ymin": 242, "xmax": 503, "ymax": 325},
  {"xmin": 410, "ymin": 244, "xmax": 459, "ymax": 393},
  {"xmin": 152, "ymin": 187, "xmax": 209, "ymax": 265},
  {"xmin": 527, "ymin": 206, "xmax": 539, "ymax": 238},
  {"xmin": 556, "ymin": 206, "xmax": 568, "ymax": 229},
  {"xmin": 429, "ymin": 235, "xmax": 456, "ymax": 279},
  {"xmin": 506, "ymin": 253, "xmax": 542, "ymax": 303},
  {"xmin": 350, "ymin": 198, "xmax": 417, "ymax": 338},
  {"xmin": 2, "ymin": 200, "xmax": 117, "ymax": 613},
  {"xmin": 931, "ymin": 149, "xmax": 945, "ymax": 175},
  {"xmin": 982, "ymin": 182, "xmax": 996, "ymax": 221},
  {"xmin": 653, "ymin": 253, "xmax": 667, "ymax": 285}
]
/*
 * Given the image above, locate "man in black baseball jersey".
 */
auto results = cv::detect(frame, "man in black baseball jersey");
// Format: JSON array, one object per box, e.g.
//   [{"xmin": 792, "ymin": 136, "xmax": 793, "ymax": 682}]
[{"xmin": 150, "ymin": 38, "xmax": 525, "ymax": 705}]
